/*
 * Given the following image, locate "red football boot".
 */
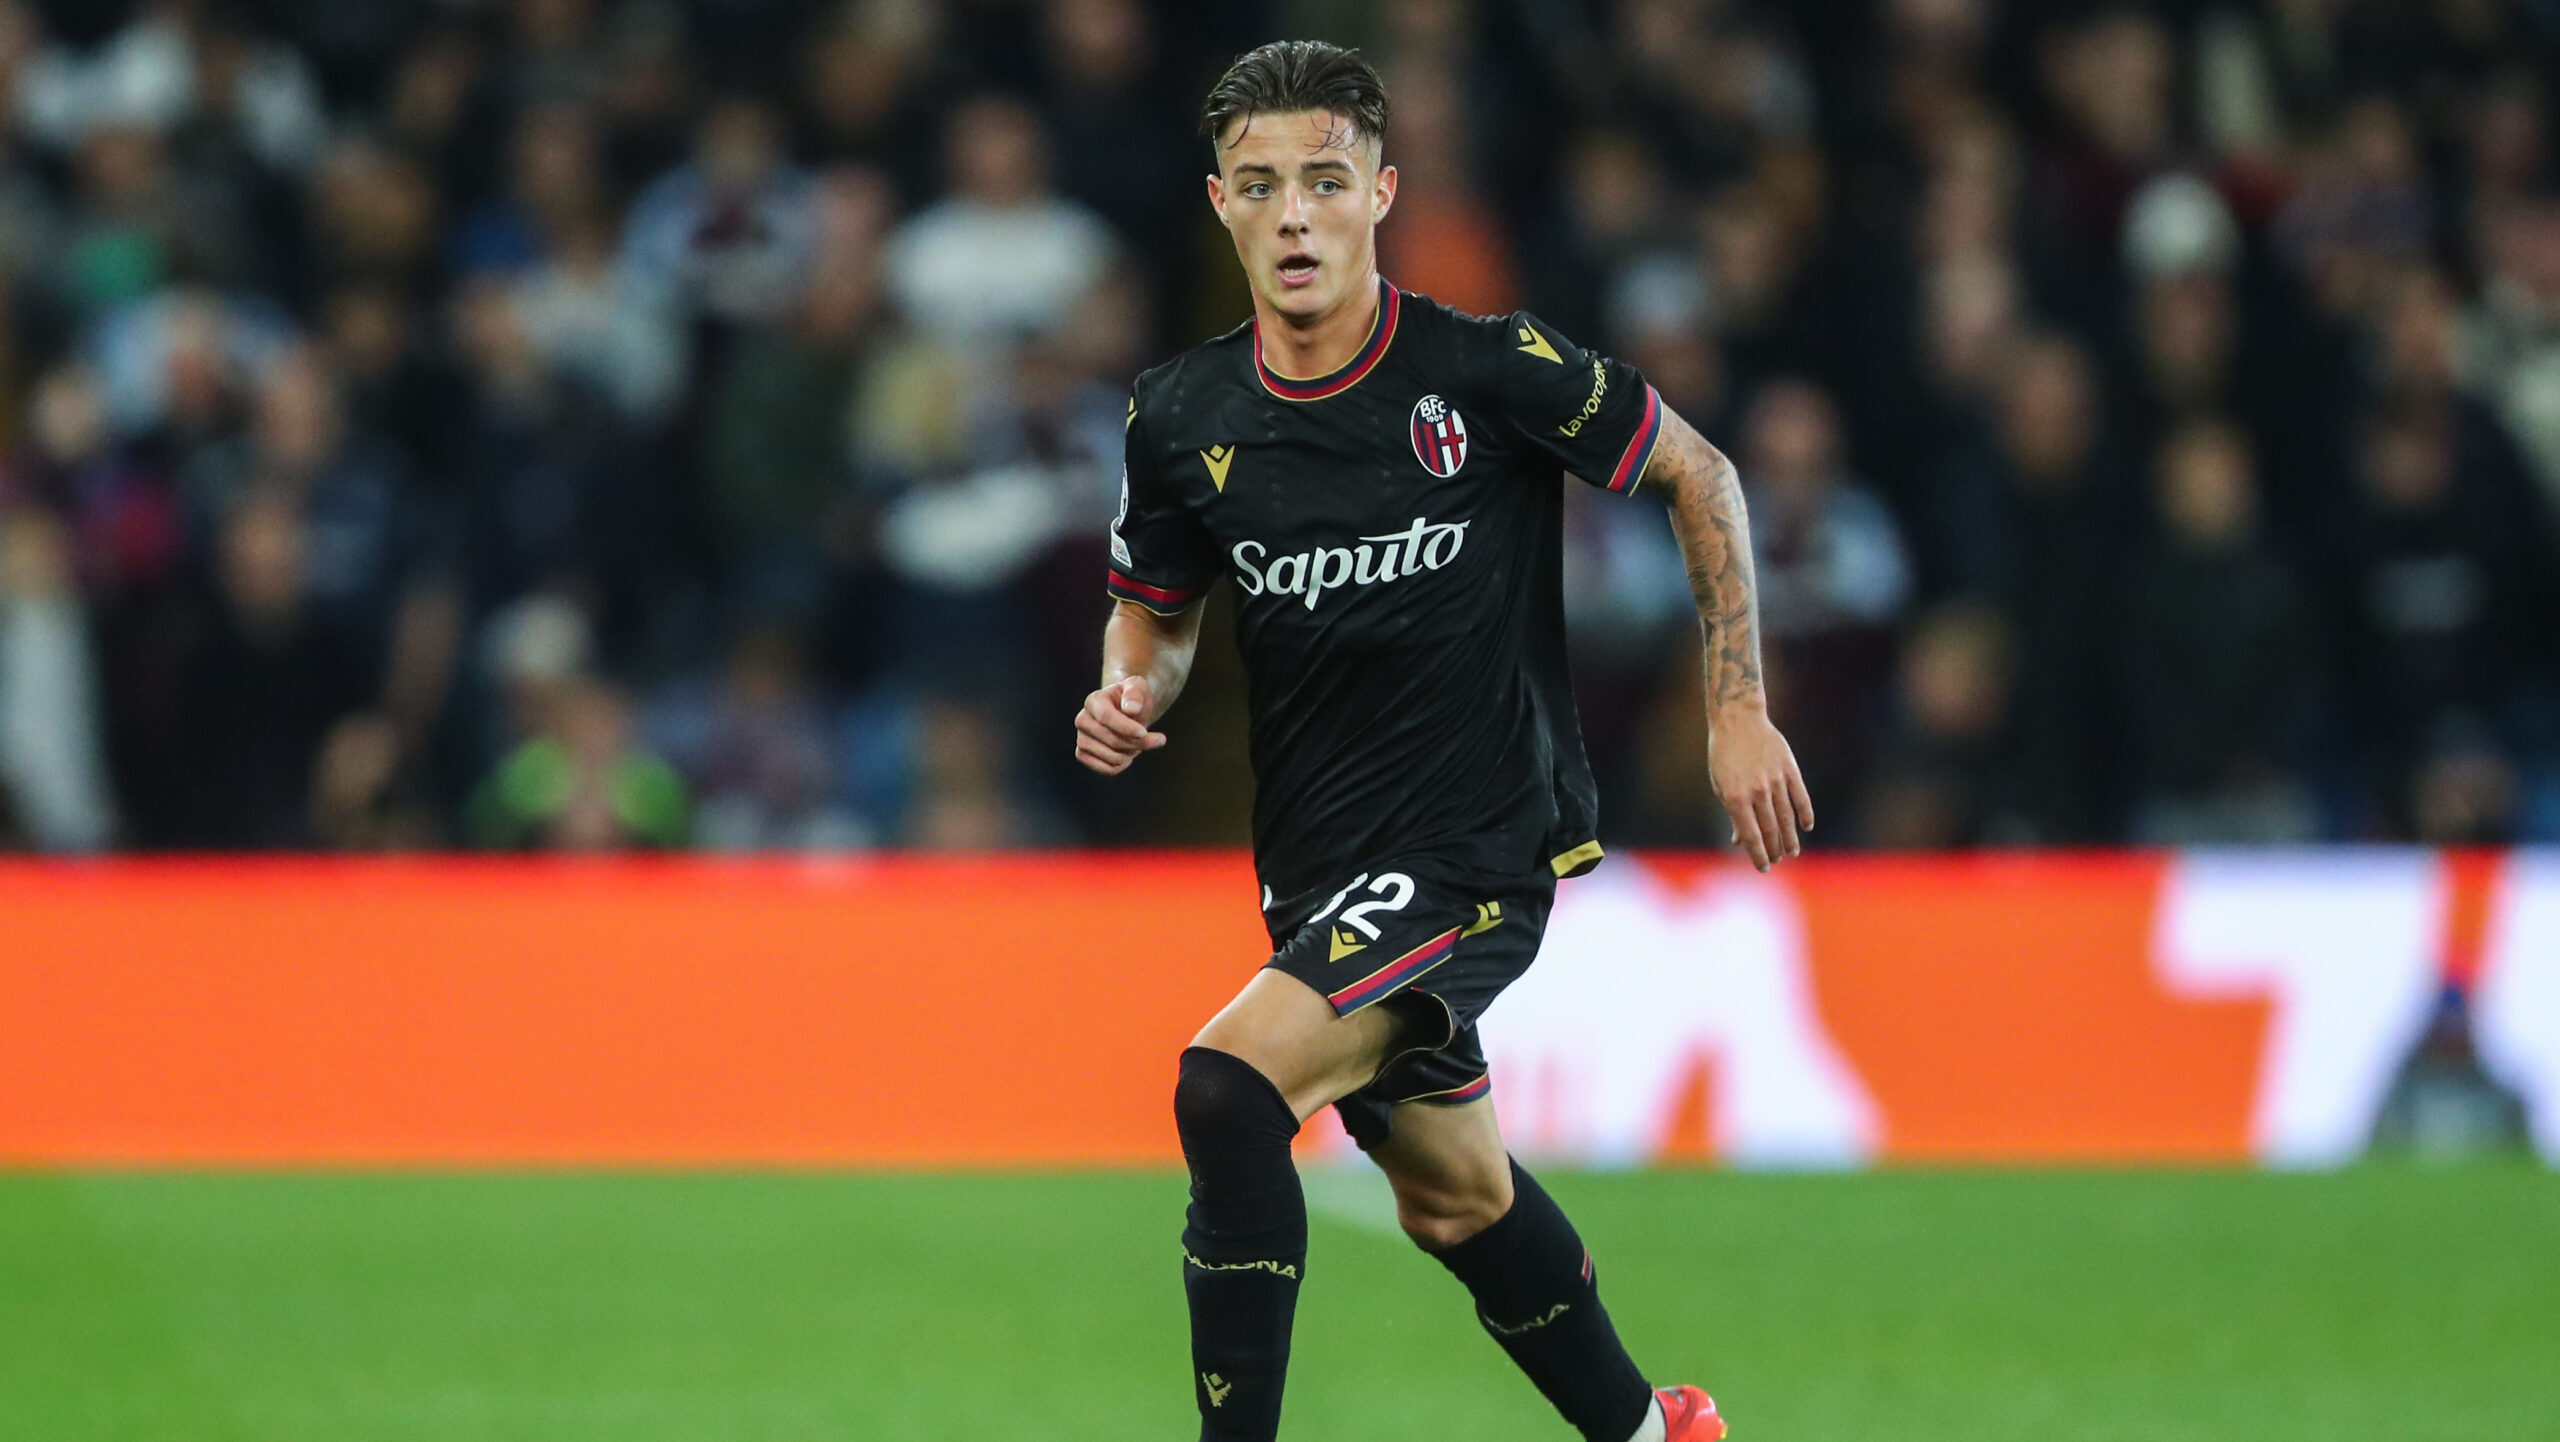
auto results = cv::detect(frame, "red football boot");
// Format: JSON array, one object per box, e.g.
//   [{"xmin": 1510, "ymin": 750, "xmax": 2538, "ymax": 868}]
[{"xmin": 1655, "ymin": 1384, "xmax": 1728, "ymax": 1441}]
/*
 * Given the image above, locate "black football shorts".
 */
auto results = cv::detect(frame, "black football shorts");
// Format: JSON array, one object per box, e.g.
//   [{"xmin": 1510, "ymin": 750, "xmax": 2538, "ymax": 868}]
[{"xmin": 1264, "ymin": 864, "xmax": 1557, "ymax": 1151}]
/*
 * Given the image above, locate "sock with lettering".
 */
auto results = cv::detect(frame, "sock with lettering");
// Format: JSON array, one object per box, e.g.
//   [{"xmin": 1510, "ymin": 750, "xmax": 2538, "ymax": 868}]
[
  {"xmin": 1174, "ymin": 1047, "xmax": 1307, "ymax": 1441},
  {"xmin": 1429, "ymin": 1159, "xmax": 1654, "ymax": 1442}
]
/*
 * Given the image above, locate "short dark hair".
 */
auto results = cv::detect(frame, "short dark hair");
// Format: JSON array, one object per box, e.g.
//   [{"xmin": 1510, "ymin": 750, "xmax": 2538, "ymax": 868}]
[{"xmin": 1198, "ymin": 40, "xmax": 1389, "ymax": 155}]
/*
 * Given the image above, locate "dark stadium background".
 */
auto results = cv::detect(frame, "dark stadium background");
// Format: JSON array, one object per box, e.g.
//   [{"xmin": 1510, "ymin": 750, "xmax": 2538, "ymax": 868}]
[
  {"xmin": 4, "ymin": 0, "xmax": 2557, "ymax": 857},
  {"xmin": 5, "ymin": 8, "xmax": 2557, "ymax": 1441}
]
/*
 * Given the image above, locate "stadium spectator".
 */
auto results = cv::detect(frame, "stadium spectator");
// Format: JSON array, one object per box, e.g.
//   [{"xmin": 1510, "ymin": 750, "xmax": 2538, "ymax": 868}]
[
  {"xmin": 1859, "ymin": 600, "xmax": 2020, "ymax": 849},
  {"xmin": 1036, "ymin": 0, "xmax": 1188, "ymax": 290},
  {"xmin": 698, "ymin": 167, "xmax": 888, "ymax": 593},
  {"xmin": 901, "ymin": 694, "xmax": 1062, "ymax": 849},
  {"xmin": 622, "ymin": 95, "xmax": 817, "ymax": 325},
  {"xmin": 1, "ymin": 363, "xmax": 186, "ymax": 840},
  {"xmin": 447, "ymin": 99, "xmax": 609, "ymax": 277},
  {"xmin": 884, "ymin": 94, "xmax": 1115, "ymax": 348},
  {"xmin": 174, "ymin": 491, "xmax": 370, "ymax": 847},
  {"xmin": 178, "ymin": 345, "xmax": 428, "ymax": 661},
  {"xmin": 1742, "ymin": 378, "xmax": 1910, "ymax": 806},
  {"xmin": 510, "ymin": 200, "xmax": 686, "ymax": 421},
  {"xmin": 0, "ymin": 503, "xmax": 113, "ymax": 849},
  {"xmin": 308, "ymin": 708, "xmax": 440, "ymax": 850},
  {"xmin": 1930, "ymin": 332, "xmax": 2125, "ymax": 840},
  {"xmin": 2116, "ymin": 422, "xmax": 2319, "ymax": 844},
  {"xmin": 2462, "ymin": 196, "xmax": 2560, "ymax": 526},
  {"xmin": 1374, "ymin": 61, "xmax": 1519, "ymax": 318},
  {"xmin": 307, "ymin": 133, "xmax": 441, "ymax": 295},
  {"xmin": 465, "ymin": 672, "xmax": 686, "ymax": 850},
  {"xmin": 2328, "ymin": 402, "xmax": 2551, "ymax": 836},
  {"xmin": 796, "ymin": 0, "xmax": 952, "ymax": 204},
  {"xmin": 644, "ymin": 622, "xmax": 861, "ymax": 850}
]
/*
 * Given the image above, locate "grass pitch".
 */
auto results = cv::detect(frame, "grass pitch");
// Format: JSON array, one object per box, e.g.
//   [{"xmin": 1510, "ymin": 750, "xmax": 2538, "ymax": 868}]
[{"xmin": 2, "ymin": 1165, "xmax": 2553, "ymax": 1441}]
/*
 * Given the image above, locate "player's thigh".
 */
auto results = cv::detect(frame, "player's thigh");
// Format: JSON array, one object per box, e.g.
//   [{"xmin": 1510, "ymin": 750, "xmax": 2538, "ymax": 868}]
[
  {"xmin": 1192, "ymin": 968, "xmax": 1408, "ymax": 1122},
  {"xmin": 1369, "ymin": 1095, "xmax": 1514, "ymax": 1233}
]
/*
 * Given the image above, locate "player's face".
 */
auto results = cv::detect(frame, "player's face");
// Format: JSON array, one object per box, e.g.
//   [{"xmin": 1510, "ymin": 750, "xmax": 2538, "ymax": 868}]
[{"xmin": 1207, "ymin": 109, "xmax": 1396, "ymax": 325}]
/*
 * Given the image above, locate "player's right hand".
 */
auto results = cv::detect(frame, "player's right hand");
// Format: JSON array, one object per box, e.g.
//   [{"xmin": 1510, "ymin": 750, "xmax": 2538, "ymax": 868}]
[{"xmin": 1074, "ymin": 675, "xmax": 1168, "ymax": 775}]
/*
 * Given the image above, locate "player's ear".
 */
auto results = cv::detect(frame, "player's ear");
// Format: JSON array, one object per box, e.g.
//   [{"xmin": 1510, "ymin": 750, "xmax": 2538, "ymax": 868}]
[
  {"xmin": 1372, "ymin": 163, "xmax": 1396, "ymax": 225},
  {"xmin": 1206, "ymin": 171, "xmax": 1228, "ymax": 226}
]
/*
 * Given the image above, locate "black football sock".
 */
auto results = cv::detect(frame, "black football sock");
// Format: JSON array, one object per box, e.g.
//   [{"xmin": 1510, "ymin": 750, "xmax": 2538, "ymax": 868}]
[
  {"xmin": 1174, "ymin": 1047, "xmax": 1307, "ymax": 1442},
  {"xmin": 1429, "ymin": 1159, "xmax": 1654, "ymax": 1442}
]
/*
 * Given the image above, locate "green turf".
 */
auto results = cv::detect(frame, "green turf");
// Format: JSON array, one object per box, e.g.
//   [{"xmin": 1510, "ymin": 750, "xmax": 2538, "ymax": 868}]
[{"xmin": 2, "ymin": 1166, "xmax": 2554, "ymax": 1441}]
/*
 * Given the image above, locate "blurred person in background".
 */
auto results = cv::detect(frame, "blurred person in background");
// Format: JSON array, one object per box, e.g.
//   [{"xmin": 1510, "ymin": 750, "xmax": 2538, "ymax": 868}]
[
  {"xmin": 902, "ymin": 693, "xmax": 1062, "ymax": 849},
  {"xmin": 447, "ymin": 98, "xmax": 611, "ymax": 278},
  {"xmin": 870, "ymin": 86, "xmax": 1133, "ymax": 712},
  {"xmin": 0, "ymin": 362, "xmax": 185, "ymax": 841},
  {"xmin": 0, "ymin": 503, "xmax": 114, "ymax": 850},
  {"xmin": 2406, "ymin": 717, "xmax": 2527, "ymax": 847},
  {"xmin": 87, "ymin": 281, "xmax": 292, "ymax": 445},
  {"xmin": 885, "ymin": 92, "xmax": 1116, "ymax": 348},
  {"xmin": 1739, "ymin": 377, "xmax": 1910, "ymax": 811},
  {"xmin": 2327, "ymin": 402, "xmax": 2551, "ymax": 837},
  {"xmin": 307, "ymin": 133, "xmax": 441, "ymax": 297},
  {"xmin": 2463, "ymin": 196, "xmax": 2560, "ymax": 529},
  {"xmin": 1037, "ymin": 0, "xmax": 1190, "ymax": 292},
  {"xmin": 623, "ymin": 94, "xmax": 816, "ymax": 327},
  {"xmin": 179, "ymin": 344, "xmax": 429, "ymax": 663},
  {"xmin": 511, "ymin": 198, "xmax": 686, "ymax": 422},
  {"xmin": 1930, "ymin": 331, "xmax": 2125, "ymax": 840},
  {"xmin": 307, "ymin": 707, "xmax": 441, "ymax": 850},
  {"xmin": 699, "ymin": 166, "xmax": 888, "ymax": 604},
  {"xmin": 2116, "ymin": 421, "xmax": 2319, "ymax": 844},
  {"xmin": 1373, "ymin": 59, "xmax": 1516, "ymax": 318},
  {"xmin": 643, "ymin": 620, "xmax": 863, "ymax": 850},
  {"xmin": 1860, "ymin": 599, "xmax": 2018, "ymax": 848},
  {"xmin": 796, "ymin": 0, "xmax": 953, "ymax": 204},
  {"xmin": 2030, "ymin": 9, "xmax": 2176, "ymax": 343},
  {"xmin": 174, "ymin": 490, "xmax": 369, "ymax": 847},
  {"xmin": 10, "ymin": 0, "xmax": 324, "ymax": 172},
  {"xmin": 442, "ymin": 273, "xmax": 667, "ymax": 686},
  {"xmin": 319, "ymin": 279, "xmax": 467, "ymax": 474},
  {"xmin": 466, "ymin": 671, "xmax": 686, "ymax": 851},
  {"xmin": 2118, "ymin": 172, "xmax": 2263, "ymax": 465}
]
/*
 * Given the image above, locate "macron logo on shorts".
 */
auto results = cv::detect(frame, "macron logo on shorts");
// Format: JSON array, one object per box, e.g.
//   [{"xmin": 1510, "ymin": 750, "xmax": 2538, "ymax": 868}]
[{"xmin": 1229, "ymin": 516, "xmax": 1470, "ymax": 612}]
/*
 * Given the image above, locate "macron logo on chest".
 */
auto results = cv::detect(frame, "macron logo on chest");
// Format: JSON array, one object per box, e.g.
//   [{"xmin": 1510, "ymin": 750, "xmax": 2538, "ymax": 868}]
[{"xmin": 1232, "ymin": 516, "xmax": 1471, "ymax": 612}]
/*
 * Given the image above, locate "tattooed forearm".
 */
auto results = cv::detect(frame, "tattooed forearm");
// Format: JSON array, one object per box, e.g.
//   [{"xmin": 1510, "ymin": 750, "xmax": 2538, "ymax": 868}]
[{"xmin": 1638, "ymin": 409, "xmax": 1765, "ymax": 715}]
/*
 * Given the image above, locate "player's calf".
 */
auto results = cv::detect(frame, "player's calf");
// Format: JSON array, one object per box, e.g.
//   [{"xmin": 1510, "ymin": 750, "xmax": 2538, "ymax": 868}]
[
  {"xmin": 1173, "ymin": 1046, "xmax": 1307, "ymax": 1441},
  {"xmin": 1425, "ymin": 1159, "xmax": 1657, "ymax": 1442}
]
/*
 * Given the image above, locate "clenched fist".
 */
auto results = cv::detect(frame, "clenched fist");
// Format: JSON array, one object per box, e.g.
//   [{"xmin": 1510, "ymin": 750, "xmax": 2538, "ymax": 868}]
[{"xmin": 1074, "ymin": 676, "xmax": 1168, "ymax": 775}]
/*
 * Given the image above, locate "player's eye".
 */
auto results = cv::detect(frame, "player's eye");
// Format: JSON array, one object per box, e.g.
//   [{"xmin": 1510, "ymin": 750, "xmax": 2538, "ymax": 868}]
[
  {"xmin": 1243, "ymin": 182, "xmax": 1272, "ymax": 199},
  {"xmin": 1314, "ymin": 179, "xmax": 1342, "ymax": 195}
]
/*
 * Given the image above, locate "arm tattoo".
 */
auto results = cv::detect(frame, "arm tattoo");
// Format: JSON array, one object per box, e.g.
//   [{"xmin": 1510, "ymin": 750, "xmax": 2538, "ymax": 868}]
[{"xmin": 1638, "ymin": 414, "xmax": 1765, "ymax": 714}]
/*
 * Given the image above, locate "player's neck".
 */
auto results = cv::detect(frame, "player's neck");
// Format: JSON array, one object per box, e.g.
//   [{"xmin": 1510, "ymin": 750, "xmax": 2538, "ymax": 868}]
[{"xmin": 1254, "ymin": 269, "xmax": 1385, "ymax": 380}]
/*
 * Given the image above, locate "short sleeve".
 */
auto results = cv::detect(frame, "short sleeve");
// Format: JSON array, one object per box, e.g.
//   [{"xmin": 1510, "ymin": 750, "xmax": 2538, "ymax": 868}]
[
  {"xmin": 1485, "ymin": 312, "xmax": 1666, "ymax": 496},
  {"xmin": 1105, "ymin": 398, "xmax": 1217, "ymax": 614}
]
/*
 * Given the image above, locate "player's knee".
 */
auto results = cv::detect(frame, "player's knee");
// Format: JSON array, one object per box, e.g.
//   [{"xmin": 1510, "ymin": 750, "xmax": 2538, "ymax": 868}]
[
  {"xmin": 1174, "ymin": 1046, "xmax": 1300, "ymax": 1155},
  {"xmin": 1393, "ymin": 1173, "xmax": 1510, "ymax": 1252}
]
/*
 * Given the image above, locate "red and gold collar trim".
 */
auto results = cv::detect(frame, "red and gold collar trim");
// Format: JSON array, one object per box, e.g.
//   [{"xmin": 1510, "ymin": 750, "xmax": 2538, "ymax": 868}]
[{"xmin": 1254, "ymin": 279, "xmax": 1400, "ymax": 402}]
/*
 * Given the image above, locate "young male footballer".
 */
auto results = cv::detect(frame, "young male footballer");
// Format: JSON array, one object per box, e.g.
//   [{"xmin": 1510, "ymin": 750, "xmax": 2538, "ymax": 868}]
[{"xmin": 1073, "ymin": 40, "xmax": 1812, "ymax": 1442}]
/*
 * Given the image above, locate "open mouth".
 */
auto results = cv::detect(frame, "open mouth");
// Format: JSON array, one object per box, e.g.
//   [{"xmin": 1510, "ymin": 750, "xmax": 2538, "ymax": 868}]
[{"xmin": 1276, "ymin": 252, "xmax": 1319, "ymax": 288}]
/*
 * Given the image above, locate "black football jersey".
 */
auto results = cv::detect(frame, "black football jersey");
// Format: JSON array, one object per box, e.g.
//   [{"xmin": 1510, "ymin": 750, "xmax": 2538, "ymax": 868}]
[{"xmin": 1108, "ymin": 279, "xmax": 1667, "ymax": 931}]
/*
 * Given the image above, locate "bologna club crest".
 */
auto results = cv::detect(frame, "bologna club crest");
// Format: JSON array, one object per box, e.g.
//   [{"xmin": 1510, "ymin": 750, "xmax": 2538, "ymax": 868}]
[{"xmin": 1410, "ymin": 394, "xmax": 1469, "ymax": 477}]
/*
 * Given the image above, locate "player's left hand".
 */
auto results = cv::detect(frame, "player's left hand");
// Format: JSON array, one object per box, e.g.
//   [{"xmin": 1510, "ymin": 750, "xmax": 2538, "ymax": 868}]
[{"xmin": 1708, "ymin": 704, "xmax": 1814, "ymax": 872}]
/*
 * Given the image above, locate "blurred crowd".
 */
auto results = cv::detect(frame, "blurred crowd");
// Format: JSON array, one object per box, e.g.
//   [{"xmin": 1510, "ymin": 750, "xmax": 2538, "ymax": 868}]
[{"xmin": 0, "ymin": 0, "xmax": 2556, "ymax": 855}]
